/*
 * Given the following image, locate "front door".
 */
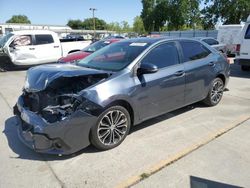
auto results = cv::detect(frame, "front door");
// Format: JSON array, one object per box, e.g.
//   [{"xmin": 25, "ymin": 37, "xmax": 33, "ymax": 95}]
[
  {"xmin": 134, "ymin": 42, "xmax": 185, "ymax": 121},
  {"xmin": 8, "ymin": 35, "xmax": 38, "ymax": 65}
]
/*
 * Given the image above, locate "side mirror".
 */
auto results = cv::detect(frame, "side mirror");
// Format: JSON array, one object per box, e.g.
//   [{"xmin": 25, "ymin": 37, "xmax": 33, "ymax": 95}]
[{"xmin": 137, "ymin": 63, "xmax": 158, "ymax": 75}]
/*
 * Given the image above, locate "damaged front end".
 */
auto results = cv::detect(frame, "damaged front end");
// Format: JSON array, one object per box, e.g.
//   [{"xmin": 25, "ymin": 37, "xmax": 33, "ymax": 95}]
[
  {"xmin": 15, "ymin": 65, "xmax": 110, "ymax": 154},
  {"xmin": 23, "ymin": 74, "xmax": 107, "ymax": 123}
]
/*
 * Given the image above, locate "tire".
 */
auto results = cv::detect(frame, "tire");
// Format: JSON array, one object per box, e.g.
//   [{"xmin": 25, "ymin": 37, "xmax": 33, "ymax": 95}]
[
  {"xmin": 241, "ymin": 65, "xmax": 250, "ymax": 71},
  {"xmin": 203, "ymin": 77, "xmax": 224, "ymax": 106},
  {"xmin": 90, "ymin": 106, "xmax": 131, "ymax": 150}
]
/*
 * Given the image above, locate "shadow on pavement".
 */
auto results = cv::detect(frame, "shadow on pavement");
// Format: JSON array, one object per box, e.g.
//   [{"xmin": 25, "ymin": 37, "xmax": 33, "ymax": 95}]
[
  {"xmin": 3, "ymin": 116, "xmax": 99, "ymax": 161},
  {"xmin": 130, "ymin": 102, "xmax": 203, "ymax": 133},
  {"xmin": 3, "ymin": 102, "xmax": 207, "ymax": 161},
  {"xmin": 230, "ymin": 64, "xmax": 250, "ymax": 79},
  {"xmin": 190, "ymin": 176, "xmax": 243, "ymax": 188}
]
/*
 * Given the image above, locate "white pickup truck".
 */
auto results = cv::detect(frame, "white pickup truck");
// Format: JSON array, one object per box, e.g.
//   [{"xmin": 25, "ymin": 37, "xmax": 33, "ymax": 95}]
[{"xmin": 0, "ymin": 30, "xmax": 91, "ymax": 70}]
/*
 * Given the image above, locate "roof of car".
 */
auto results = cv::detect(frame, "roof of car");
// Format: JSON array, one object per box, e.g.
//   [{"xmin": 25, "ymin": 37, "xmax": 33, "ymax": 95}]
[
  {"xmin": 119, "ymin": 37, "xmax": 166, "ymax": 45},
  {"xmin": 11, "ymin": 30, "xmax": 56, "ymax": 35},
  {"xmin": 195, "ymin": 37, "xmax": 217, "ymax": 40},
  {"xmin": 120, "ymin": 37, "xmax": 204, "ymax": 45}
]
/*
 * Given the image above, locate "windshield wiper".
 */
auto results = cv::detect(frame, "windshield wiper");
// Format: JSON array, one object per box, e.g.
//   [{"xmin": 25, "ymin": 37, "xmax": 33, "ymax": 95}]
[{"xmin": 84, "ymin": 50, "xmax": 95, "ymax": 53}]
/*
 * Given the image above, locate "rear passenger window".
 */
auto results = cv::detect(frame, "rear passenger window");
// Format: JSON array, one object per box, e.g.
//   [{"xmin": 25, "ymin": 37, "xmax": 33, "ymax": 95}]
[
  {"xmin": 141, "ymin": 42, "xmax": 179, "ymax": 69},
  {"xmin": 35, "ymin": 35, "xmax": 54, "ymax": 45},
  {"xmin": 203, "ymin": 39, "xmax": 219, "ymax": 45},
  {"xmin": 180, "ymin": 41, "xmax": 211, "ymax": 62},
  {"xmin": 245, "ymin": 25, "xmax": 250, "ymax": 39}
]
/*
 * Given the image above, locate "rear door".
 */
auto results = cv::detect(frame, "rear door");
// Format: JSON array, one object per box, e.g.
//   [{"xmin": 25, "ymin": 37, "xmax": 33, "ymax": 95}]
[
  {"xmin": 240, "ymin": 24, "xmax": 250, "ymax": 60},
  {"xmin": 179, "ymin": 40, "xmax": 216, "ymax": 105},
  {"xmin": 135, "ymin": 42, "xmax": 185, "ymax": 120},
  {"xmin": 34, "ymin": 34, "xmax": 61, "ymax": 64}
]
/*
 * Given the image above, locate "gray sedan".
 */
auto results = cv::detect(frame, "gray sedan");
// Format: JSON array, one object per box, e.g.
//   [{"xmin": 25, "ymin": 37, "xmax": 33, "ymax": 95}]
[{"xmin": 14, "ymin": 38, "xmax": 230, "ymax": 155}]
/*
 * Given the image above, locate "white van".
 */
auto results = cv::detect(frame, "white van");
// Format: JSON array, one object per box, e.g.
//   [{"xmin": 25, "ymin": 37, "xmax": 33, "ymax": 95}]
[
  {"xmin": 217, "ymin": 24, "xmax": 244, "ymax": 55},
  {"xmin": 235, "ymin": 15, "xmax": 250, "ymax": 71},
  {"xmin": 0, "ymin": 30, "xmax": 91, "ymax": 70}
]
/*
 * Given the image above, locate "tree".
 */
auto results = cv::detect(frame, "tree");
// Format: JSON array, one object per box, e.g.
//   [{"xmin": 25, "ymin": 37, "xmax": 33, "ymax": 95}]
[
  {"xmin": 6, "ymin": 15, "xmax": 31, "ymax": 24},
  {"xmin": 186, "ymin": 0, "xmax": 201, "ymax": 29},
  {"xmin": 133, "ymin": 16, "xmax": 146, "ymax": 34},
  {"xmin": 153, "ymin": 0, "xmax": 169, "ymax": 31},
  {"xmin": 121, "ymin": 21, "xmax": 132, "ymax": 33},
  {"xmin": 67, "ymin": 19, "xmax": 83, "ymax": 29},
  {"xmin": 107, "ymin": 22, "xmax": 122, "ymax": 33},
  {"xmin": 202, "ymin": 0, "xmax": 250, "ymax": 26},
  {"xmin": 67, "ymin": 18, "xmax": 107, "ymax": 30},
  {"xmin": 200, "ymin": 6, "xmax": 217, "ymax": 30},
  {"xmin": 141, "ymin": 0, "xmax": 155, "ymax": 32},
  {"xmin": 82, "ymin": 18, "xmax": 107, "ymax": 30},
  {"xmin": 141, "ymin": 0, "xmax": 201, "ymax": 32}
]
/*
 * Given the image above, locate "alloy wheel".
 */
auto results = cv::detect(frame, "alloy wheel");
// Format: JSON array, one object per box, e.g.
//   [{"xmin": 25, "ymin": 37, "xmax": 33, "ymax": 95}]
[
  {"xmin": 210, "ymin": 79, "xmax": 224, "ymax": 104},
  {"xmin": 97, "ymin": 110, "xmax": 128, "ymax": 146}
]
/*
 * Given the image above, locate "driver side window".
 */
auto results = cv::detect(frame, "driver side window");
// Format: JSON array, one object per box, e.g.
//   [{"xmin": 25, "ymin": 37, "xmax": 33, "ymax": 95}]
[
  {"xmin": 141, "ymin": 42, "xmax": 179, "ymax": 69},
  {"xmin": 11, "ymin": 35, "xmax": 32, "ymax": 47}
]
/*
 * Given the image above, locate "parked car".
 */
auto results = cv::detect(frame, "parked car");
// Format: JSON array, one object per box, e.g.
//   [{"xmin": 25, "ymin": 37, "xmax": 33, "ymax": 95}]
[
  {"xmin": 0, "ymin": 30, "xmax": 91, "ymax": 70},
  {"xmin": 104, "ymin": 35, "xmax": 125, "ymax": 39},
  {"xmin": 235, "ymin": 15, "xmax": 250, "ymax": 71},
  {"xmin": 196, "ymin": 37, "xmax": 227, "ymax": 54},
  {"xmin": 58, "ymin": 38, "xmax": 121, "ymax": 64},
  {"xmin": 14, "ymin": 38, "xmax": 230, "ymax": 155}
]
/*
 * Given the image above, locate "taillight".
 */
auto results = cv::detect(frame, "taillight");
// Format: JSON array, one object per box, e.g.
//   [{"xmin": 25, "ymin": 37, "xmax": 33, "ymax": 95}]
[{"xmin": 236, "ymin": 44, "xmax": 241, "ymax": 52}]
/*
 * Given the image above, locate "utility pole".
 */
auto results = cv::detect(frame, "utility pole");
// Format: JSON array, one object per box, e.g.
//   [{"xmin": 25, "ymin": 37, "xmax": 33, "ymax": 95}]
[{"xmin": 89, "ymin": 8, "xmax": 97, "ymax": 40}]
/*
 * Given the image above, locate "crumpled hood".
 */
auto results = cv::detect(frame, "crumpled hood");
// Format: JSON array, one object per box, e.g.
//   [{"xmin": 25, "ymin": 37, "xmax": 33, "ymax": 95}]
[{"xmin": 24, "ymin": 64, "xmax": 109, "ymax": 92}]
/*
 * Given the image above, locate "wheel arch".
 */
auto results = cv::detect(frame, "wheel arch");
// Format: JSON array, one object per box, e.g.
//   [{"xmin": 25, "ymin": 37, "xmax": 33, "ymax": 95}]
[
  {"xmin": 106, "ymin": 99, "xmax": 135, "ymax": 126},
  {"xmin": 216, "ymin": 73, "xmax": 226, "ymax": 85}
]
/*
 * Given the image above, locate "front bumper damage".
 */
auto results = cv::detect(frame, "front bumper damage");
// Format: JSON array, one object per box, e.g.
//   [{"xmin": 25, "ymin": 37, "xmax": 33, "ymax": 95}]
[{"xmin": 15, "ymin": 96, "xmax": 98, "ymax": 155}]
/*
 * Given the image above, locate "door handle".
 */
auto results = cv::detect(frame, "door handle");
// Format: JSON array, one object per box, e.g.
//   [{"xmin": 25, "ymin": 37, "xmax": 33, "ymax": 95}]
[
  {"xmin": 54, "ymin": 46, "xmax": 59, "ymax": 48},
  {"xmin": 174, "ymin": 70, "xmax": 185, "ymax": 77},
  {"xmin": 208, "ymin": 62, "xmax": 215, "ymax": 66},
  {"xmin": 29, "ymin": 48, "xmax": 35, "ymax": 50}
]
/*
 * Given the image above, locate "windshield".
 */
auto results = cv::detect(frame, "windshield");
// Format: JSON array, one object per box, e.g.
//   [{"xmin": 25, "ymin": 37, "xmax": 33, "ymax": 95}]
[
  {"xmin": 77, "ymin": 41, "xmax": 150, "ymax": 71},
  {"xmin": 83, "ymin": 40, "xmax": 110, "ymax": 53},
  {"xmin": 0, "ymin": 33, "xmax": 14, "ymax": 48}
]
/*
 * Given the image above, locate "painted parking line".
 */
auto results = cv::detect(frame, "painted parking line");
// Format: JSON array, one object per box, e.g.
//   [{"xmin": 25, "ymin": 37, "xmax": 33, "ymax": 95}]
[{"xmin": 116, "ymin": 114, "xmax": 250, "ymax": 188}]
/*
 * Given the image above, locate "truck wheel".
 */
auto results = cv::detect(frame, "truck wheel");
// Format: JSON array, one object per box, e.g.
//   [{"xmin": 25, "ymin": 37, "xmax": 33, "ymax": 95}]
[
  {"xmin": 241, "ymin": 65, "xmax": 250, "ymax": 71},
  {"xmin": 90, "ymin": 106, "xmax": 131, "ymax": 150}
]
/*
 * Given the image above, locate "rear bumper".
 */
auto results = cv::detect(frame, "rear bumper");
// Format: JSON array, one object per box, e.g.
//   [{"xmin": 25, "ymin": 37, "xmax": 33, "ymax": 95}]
[
  {"xmin": 235, "ymin": 58, "xmax": 250, "ymax": 66},
  {"xmin": 15, "ymin": 96, "xmax": 97, "ymax": 155}
]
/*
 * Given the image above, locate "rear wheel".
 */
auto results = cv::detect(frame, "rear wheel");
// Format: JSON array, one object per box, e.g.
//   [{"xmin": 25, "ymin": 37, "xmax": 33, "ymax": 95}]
[
  {"xmin": 203, "ymin": 77, "xmax": 224, "ymax": 106},
  {"xmin": 241, "ymin": 65, "xmax": 250, "ymax": 71},
  {"xmin": 90, "ymin": 106, "xmax": 131, "ymax": 150}
]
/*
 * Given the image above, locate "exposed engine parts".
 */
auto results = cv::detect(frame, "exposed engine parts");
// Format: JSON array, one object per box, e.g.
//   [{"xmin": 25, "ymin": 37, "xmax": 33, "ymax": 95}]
[{"xmin": 23, "ymin": 74, "xmax": 108, "ymax": 123}]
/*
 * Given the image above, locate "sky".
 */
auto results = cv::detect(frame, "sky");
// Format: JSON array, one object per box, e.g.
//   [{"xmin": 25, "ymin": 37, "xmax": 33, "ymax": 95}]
[{"xmin": 0, "ymin": 0, "xmax": 143, "ymax": 26}]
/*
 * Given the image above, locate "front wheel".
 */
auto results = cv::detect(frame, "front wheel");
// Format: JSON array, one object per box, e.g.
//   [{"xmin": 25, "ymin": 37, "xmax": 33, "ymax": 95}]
[
  {"xmin": 203, "ymin": 78, "xmax": 224, "ymax": 106},
  {"xmin": 90, "ymin": 106, "xmax": 131, "ymax": 150}
]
